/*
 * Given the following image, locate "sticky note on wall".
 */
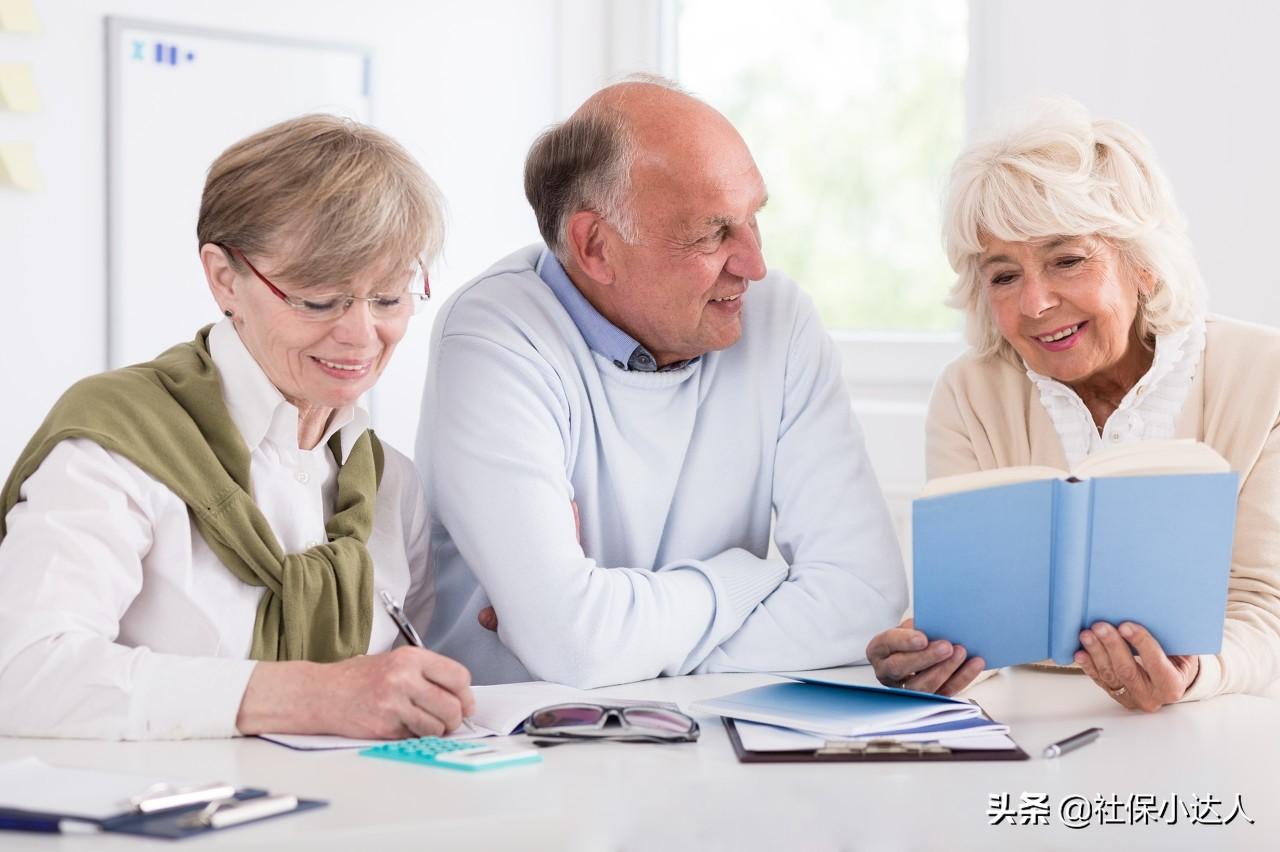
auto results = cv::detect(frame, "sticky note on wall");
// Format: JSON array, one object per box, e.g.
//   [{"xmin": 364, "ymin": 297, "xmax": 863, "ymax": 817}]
[
  {"xmin": 0, "ymin": 142, "xmax": 40, "ymax": 190},
  {"xmin": 0, "ymin": 0, "xmax": 40, "ymax": 33},
  {"xmin": 0, "ymin": 63, "xmax": 40, "ymax": 112}
]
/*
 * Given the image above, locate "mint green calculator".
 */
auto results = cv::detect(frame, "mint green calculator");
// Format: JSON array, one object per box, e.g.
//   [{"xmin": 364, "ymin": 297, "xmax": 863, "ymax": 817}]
[{"xmin": 359, "ymin": 737, "xmax": 542, "ymax": 772}]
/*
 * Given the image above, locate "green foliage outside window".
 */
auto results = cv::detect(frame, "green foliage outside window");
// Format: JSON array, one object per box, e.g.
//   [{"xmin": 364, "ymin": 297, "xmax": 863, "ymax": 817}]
[{"xmin": 677, "ymin": 0, "xmax": 967, "ymax": 331}]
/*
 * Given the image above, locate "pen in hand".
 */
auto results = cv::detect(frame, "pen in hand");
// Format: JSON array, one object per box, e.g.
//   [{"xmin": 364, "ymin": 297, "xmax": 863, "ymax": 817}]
[
  {"xmin": 379, "ymin": 590, "xmax": 476, "ymax": 730},
  {"xmin": 379, "ymin": 590, "xmax": 424, "ymax": 648},
  {"xmin": 1043, "ymin": 726, "xmax": 1102, "ymax": 759}
]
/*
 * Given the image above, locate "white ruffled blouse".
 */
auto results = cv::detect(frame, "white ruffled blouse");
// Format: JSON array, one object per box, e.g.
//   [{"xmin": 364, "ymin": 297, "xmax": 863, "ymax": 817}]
[{"xmin": 1027, "ymin": 319, "xmax": 1206, "ymax": 469}]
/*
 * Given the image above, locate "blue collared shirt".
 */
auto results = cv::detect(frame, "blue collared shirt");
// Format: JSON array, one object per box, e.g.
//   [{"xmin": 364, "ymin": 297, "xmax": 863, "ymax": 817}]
[{"xmin": 535, "ymin": 250, "xmax": 695, "ymax": 372}]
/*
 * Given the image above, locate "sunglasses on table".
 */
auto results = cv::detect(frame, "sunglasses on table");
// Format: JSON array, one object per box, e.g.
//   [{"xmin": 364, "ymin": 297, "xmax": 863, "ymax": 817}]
[{"xmin": 524, "ymin": 703, "xmax": 700, "ymax": 745}]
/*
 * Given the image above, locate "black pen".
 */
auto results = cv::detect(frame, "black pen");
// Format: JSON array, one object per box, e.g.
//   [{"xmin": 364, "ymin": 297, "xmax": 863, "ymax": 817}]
[
  {"xmin": 379, "ymin": 590, "xmax": 424, "ymax": 648},
  {"xmin": 1043, "ymin": 726, "xmax": 1102, "ymax": 759}
]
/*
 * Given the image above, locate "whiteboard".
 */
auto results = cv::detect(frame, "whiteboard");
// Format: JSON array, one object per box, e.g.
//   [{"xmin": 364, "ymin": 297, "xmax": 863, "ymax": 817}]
[{"xmin": 106, "ymin": 18, "xmax": 371, "ymax": 367}]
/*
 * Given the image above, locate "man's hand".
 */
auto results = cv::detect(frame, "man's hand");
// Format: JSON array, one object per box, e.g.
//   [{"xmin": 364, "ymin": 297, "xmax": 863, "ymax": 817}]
[
  {"xmin": 479, "ymin": 500, "xmax": 580, "ymax": 633},
  {"xmin": 865, "ymin": 617, "xmax": 986, "ymax": 696},
  {"xmin": 1074, "ymin": 621, "xmax": 1199, "ymax": 712},
  {"xmin": 236, "ymin": 646, "xmax": 475, "ymax": 739}
]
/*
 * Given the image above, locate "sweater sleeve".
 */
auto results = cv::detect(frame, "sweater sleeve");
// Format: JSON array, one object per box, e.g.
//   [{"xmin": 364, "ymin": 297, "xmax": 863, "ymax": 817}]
[
  {"xmin": 694, "ymin": 296, "xmax": 908, "ymax": 673},
  {"xmin": 924, "ymin": 361, "xmax": 985, "ymax": 480},
  {"xmin": 424, "ymin": 332, "xmax": 784, "ymax": 689},
  {"xmin": 0, "ymin": 439, "xmax": 256, "ymax": 739},
  {"xmin": 1183, "ymin": 416, "xmax": 1280, "ymax": 700}
]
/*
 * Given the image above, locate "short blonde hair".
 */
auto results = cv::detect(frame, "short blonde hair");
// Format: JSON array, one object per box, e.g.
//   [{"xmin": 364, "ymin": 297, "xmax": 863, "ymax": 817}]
[
  {"xmin": 942, "ymin": 100, "xmax": 1204, "ymax": 361},
  {"xmin": 197, "ymin": 114, "xmax": 444, "ymax": 287}
]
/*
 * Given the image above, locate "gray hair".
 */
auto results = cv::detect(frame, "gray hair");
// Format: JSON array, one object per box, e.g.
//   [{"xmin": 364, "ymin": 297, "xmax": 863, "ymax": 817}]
[
  {"xmin": 523, "ymin": 74, "xmax": 688, "ymax": 263},
  {"xmin": 199, "ymin": 113, "xmax": 444, "ymax": 288},
  {"xmin": 942, "ymin": 99, "xmax": 1205, "ymax": 361}
]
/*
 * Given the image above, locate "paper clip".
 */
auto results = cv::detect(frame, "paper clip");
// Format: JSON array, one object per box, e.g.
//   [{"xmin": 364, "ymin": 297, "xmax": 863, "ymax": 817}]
[
  {"xmin": 816, "ymin": 740, "xmax": 952, "ymax": 756},
  {"xmin": 178, "ymin": 794, "xmax": 300, "ymax": 830},
  {"xmin": 129, "ymin": 782, "xmax": 238, "ymax": 814}
]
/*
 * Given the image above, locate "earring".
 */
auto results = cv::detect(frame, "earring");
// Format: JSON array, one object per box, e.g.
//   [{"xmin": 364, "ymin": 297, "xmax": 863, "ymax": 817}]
[{"xmin": 223, "ymin": 309, "xmax": 233, "ymax": 318}]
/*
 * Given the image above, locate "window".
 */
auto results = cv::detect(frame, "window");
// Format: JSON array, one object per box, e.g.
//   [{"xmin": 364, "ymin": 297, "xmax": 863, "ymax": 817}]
[{"xmin": 673, "ymin": 0, "xmax": 968, "ymax": 333}]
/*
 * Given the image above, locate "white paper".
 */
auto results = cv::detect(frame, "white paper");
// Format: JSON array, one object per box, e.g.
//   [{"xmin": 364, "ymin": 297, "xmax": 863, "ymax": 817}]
[
  {"xmin": 0, "ymin": 757, "xmax": 190, "ymax": 820},
  {"xmin": 258, "ymin": 681, "xmax": 660, "ymax": 750},
  {"xmin": 732, "ymin": 721, "xmax": 1018, "ymax": 753}
]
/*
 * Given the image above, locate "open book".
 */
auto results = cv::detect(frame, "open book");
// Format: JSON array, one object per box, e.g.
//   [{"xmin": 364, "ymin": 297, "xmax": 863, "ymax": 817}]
[{"xmin": 912, "ymin": 440, "xmax": 1238, "ymax": 669}]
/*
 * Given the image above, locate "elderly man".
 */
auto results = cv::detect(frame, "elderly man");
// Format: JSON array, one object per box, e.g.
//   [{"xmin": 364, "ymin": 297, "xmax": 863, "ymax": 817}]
[{"xmin": 416, "ymin": 78, "xmax": 905, "ymax": 687}]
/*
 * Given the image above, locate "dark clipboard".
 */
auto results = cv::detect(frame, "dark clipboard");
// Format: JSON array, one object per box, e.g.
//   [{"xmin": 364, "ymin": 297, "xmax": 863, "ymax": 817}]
[
  {"xmin": 723, "ymin": 717, "xmax": 1030, "ymax": 763},
  {"xmin": 101, "ymin": 790, "xmax": 327, "ymax": 840},
  {"xmin": 0, "ymin": 789, "xmax": 327, "ymax": 841}
]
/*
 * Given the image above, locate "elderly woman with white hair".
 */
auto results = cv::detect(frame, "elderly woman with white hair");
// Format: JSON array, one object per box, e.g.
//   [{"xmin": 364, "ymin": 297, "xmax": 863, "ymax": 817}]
[
  {"xmin": 866, "ymin": 102, "xmax": 1280, "ymax": 711},
  {"xmin": 0, "ymin": 115, "xmax": 474, "ymax": 738}
]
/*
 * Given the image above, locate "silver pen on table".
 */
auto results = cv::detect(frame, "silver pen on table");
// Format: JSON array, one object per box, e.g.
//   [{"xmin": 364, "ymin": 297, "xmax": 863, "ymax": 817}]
[
  {"xmin": 379, "ymin": 590, "xmax": 424, "ymax": 647},
  {"xmin": 1043, "ymin": 726, "xmax": 1102, "ymax": 759}
]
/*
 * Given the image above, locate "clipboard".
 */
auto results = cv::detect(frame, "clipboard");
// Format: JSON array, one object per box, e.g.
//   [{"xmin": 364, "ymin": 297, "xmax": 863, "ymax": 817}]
[
  {"xmin": 0, "ymin": 788, "xmax": 326, "ymax": 839},
  {"xmin": 100, "ymin": 789, "xmax": 327, "ymax": 839},
  {"xmin": 723, "ymin": 717, "xmax": 1029, "ymax": 763}
]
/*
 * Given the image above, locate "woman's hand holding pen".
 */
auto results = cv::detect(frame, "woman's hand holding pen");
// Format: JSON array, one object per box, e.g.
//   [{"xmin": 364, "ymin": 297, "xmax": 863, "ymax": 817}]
[
  {"xmin": 315, "ymin": 647, "xmax": 476, "ymax": 738},
  {"xmin": 235, "ymin": 648, "xmax": 475, "ymax": 739}
]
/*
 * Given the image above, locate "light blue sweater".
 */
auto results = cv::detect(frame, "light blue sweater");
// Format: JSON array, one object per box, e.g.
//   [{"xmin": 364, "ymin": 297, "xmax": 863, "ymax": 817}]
[{"xmin": 417, "ymin": 245, "xmax": 906, "ymax": 687}]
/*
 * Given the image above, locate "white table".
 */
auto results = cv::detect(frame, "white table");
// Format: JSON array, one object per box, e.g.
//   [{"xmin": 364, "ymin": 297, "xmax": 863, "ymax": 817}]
[{"xmin": 2, "ymin": 667, "xmax": 1277, "ymax": 850}]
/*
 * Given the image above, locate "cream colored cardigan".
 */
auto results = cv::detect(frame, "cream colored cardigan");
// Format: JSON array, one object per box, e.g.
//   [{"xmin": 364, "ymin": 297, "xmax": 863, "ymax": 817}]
[{"xmin": 926, "ymin": 316, "xmax": 1280, "ymax": 700}]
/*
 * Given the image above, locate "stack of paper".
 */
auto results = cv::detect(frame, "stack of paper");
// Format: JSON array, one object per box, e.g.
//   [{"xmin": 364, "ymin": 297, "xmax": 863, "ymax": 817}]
[{"xmin": 690, "ymin": 676, "xmax": 1017, "ymax": 752}]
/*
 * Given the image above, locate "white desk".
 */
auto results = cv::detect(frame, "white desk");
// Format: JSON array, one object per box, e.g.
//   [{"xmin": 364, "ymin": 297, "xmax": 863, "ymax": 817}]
[{"xmin": 2, "ymin": 667, "xmax": 1276, "ymax": 850}]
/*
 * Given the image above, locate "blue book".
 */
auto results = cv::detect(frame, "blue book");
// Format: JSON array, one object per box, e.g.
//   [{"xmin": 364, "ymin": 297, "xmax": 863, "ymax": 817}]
[{"xmin": 912, "ymin": 440, "xmax": 1238, "ymax": 669}]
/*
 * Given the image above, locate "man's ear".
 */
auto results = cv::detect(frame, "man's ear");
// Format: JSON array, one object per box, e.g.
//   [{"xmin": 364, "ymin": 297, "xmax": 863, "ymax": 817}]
[
  {"xmin": 565, "ymin": 211, "xmax": 615, "ymax": 286},
  {"xmin": 200, "ymin": 243, "xmax": 241, "ymax": 316}
]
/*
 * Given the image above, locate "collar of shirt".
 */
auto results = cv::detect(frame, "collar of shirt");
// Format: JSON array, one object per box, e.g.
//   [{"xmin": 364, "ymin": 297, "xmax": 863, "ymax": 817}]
[
  {"xmin": 1025, "ymin": 317, "xmax": 1206, "ymax": 468},
  {"xmin": 208, "ymin": 319, "xmax": 369, "ymax": 462},
  {"xmin": 535, "ymin": 248, "xmax": 697, "ymax": 372}
]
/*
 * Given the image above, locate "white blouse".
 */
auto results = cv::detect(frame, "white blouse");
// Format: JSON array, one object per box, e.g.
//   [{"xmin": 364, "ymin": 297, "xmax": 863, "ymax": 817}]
[
  {"xmin": 1027, "ymin": 319, "xmax": 1206, "ymax": 469},
  {"xmin": 0, "ymin": 320, "xmax": 432, "ymax": 739}
]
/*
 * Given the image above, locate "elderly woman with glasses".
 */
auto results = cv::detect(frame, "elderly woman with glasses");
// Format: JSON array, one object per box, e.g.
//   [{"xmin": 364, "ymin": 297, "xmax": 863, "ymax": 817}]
[
  {"xmin": 0, "ymin": 115, "xmax": 474, "ymax": 739},
  {"xmin": 866, "ymin": 102, "xmax": 1280, "ymax": 711}
]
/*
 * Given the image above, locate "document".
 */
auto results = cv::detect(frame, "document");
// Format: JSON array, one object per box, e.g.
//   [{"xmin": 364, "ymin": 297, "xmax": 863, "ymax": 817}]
[
  {"xmin": 260, "ymin": 681, "xmax": 652, "ymax": 750},
  {"xmin": 732, "ymin": 720, "xmax": 1017, "ymax": 752},
  {"xmin": 690, "ymin": 676, "xmax": 993, "ymax": 739},
  {"xmin": 0, "ymin": 757, "xmax": 189, "ymax": 821},
  {"xmin": 912, "ymin": 440, "xmax": 1238, "ymax": 669}
]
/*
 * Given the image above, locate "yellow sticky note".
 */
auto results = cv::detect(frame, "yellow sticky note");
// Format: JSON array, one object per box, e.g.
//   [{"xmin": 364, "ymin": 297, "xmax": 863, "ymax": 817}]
[
  {"xmin": 0, "ymin": 0, "xmax": 40, "ymax": 33},
  {"xmin": 0, "ymin": 142, "xmax": 41, "ymax": 190},
  {"xmin": 0, "ymin": 63, "xmax": 40, "ymax": 112}
]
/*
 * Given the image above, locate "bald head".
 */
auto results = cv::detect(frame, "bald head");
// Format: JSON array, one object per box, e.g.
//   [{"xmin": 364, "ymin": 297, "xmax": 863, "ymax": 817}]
[{"xmin": 523, "ymin": 76, "xmax": 755, "ymax": 262}]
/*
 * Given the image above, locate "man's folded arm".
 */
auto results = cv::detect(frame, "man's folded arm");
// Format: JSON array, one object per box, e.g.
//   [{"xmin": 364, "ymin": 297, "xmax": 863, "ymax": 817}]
[
  {"xmin": 696, "ymin": 298, "xmax": 908, "ymax": 673},
  {"xmin": 426, "ymin": 333, "xmax": 786, "ymax": 688}
]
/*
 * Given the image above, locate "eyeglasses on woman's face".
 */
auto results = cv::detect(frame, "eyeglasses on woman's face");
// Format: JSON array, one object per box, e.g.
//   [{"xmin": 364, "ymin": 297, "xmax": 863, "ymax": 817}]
[{"xmin": 218, "ymin": 243, "xmax": 430, "ymax": 322}]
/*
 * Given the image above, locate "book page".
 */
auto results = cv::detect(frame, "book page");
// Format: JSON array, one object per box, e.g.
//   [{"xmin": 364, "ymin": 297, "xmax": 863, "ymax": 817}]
[
  {"xmin": 1071, "ymin": 439, "xmax": 1230, "ymax": 478},
  {"xmin": 918, "ymin": 465, "xmax": 1066, "ymax": 498}
]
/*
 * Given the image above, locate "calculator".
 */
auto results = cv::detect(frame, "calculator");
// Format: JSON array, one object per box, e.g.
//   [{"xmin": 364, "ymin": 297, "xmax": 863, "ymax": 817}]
[{"xmin": 358, "ymin": 737, "xmax": 542, "ymax": 772}]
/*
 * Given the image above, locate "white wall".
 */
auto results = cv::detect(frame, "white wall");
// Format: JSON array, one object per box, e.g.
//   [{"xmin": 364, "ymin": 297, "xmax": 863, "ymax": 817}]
[
  {"xmin": 969, "ymin": 0, "xmax": 1280, "ymax": 327},
  {"xmin": 0, "ymin": 0, "xmax": 617, "ymax": 474}
]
